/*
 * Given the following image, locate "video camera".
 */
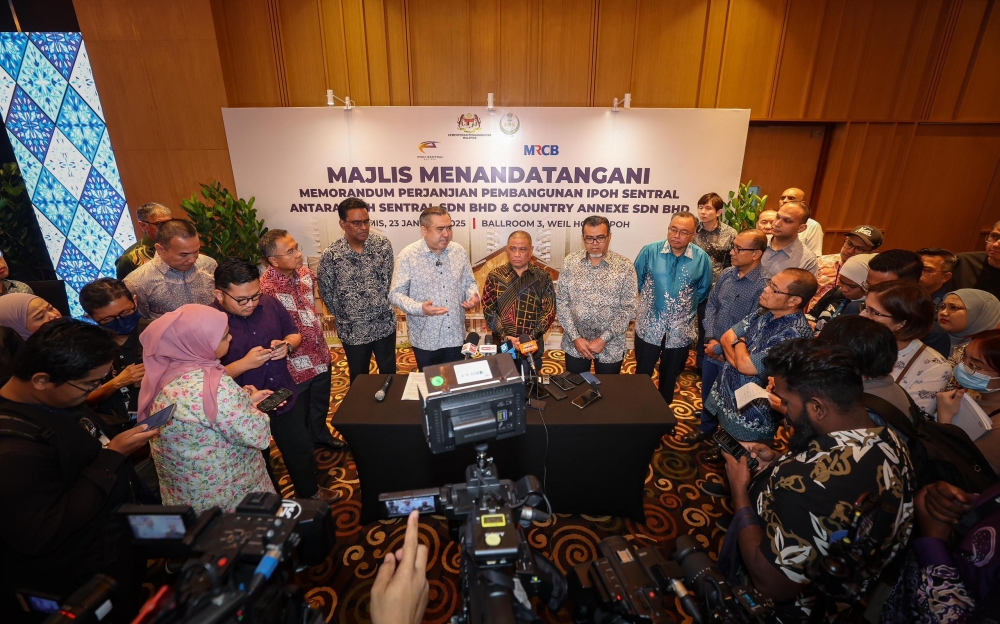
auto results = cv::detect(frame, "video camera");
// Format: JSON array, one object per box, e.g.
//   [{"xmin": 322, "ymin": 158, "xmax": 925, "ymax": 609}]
[
  {"xmin": 570, "ymin": 535, "xmax": 772, "ymax": 624},
  {"xmin": 380, "ymin": 443, "xmax": 567, "ymax": 624},
  {"xmin": 117, "ymin": 492, "xmax": 335, "ymax": 624}
]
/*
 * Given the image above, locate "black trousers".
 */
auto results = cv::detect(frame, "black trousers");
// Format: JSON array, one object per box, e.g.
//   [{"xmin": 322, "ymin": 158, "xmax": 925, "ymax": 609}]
[
  {"xmin": 412, "ymin": 345, "xmax": 464, "ymax": 371},
  {"xmin": 295, "ymin": 369, "xmax": 339, "ymax": 448},
  {"xmin": 564, "ymin": 353, "xmax": 623, "ymax": 375},
  {"xmin": 265, "ymin": 398, "xmax": 318, "ymax": 498},
  {"xmin": 634, "ymin": 335, "xmax": 690, "ymax": 403},
  {"xmin": 343, "ymin": 332, "xmax": 397, "ymax": 383}
]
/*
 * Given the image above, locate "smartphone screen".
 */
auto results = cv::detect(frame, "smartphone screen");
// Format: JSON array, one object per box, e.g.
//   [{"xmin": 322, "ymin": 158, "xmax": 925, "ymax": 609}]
[
  {"xmin": 380, "ymin": 488, "xmax": 440, "ymax": 517},
  {"xmin": 141, "ymin": 404, "xmax": 176, "ymax": 429},
  {"xmin": 572, "ymin": 389, "xmax": 601, "ymax": 409}
]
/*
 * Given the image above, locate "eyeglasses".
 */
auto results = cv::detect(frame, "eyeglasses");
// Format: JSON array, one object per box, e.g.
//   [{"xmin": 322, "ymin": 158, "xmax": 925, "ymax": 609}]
[
  {"xmin": 765, "ymin": 280, "xmax": 793, "ymax": 296},
  {"xmin": 730, "ymin": 244, "xmax": 759, "ymax": 254},
  {"xmin": 346, "ymin": 219, "xmax": 371, "ymax": 228},
  {"xmin": 859, "ymin": 302, "xmax": 894, "ymax": 319},
  {"xmin": 987, "ymin": 233, "xmax": 1000, "ymax": 244},
  {"xmin": 938, "ymin": 303, "xmax": 967, "ymax": 314},
  {"xmin": 66, "ymin": 379, "xmax": 104, "ymax": 393},
  {"xmin": 668, "ymin": 226, "xmax": 694, "ymax": 237},
  {"xmin": 222, "ymin": 290, "xmax": 262, "ymax": 306},
  {"xmin": 843, "ymin": 236, "xmax": 874, "ymax": 253},
  {"xmin": 96, "ymin": 306, "xmax": 137, "ymax": 325},
  {"xmin": 584, "ymin": 235, "xmax": 608, "ymax": 244}
]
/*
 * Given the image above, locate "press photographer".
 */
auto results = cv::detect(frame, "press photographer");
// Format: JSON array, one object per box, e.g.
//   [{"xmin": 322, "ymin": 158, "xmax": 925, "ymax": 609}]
[
  {"xmin": 718, "ymin": 339, "xmax": 915, "ymax": 621},
  {"xmin": 0, "ymin": 319, "xmax": 158, "ymax": 622}
]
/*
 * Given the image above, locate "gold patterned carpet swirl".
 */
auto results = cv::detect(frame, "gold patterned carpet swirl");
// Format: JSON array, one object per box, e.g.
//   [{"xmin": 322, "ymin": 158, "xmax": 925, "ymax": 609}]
[{"xmin": 143, "ymin": 347, "xmax": 789, "ymax": 623}]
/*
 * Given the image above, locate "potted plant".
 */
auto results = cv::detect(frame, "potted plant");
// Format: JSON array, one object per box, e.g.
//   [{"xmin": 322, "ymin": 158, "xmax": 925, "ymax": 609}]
[
  {"xmin": 722, "ymin": 181, "xmax": 768, "ymax": 232},
  {"xmin": 0, "ymin": 162, "xmax": 56, "ymax": 281},
  {"xmin": 181, "ymin": 181, "xmax": 268, "ymax": 264}
]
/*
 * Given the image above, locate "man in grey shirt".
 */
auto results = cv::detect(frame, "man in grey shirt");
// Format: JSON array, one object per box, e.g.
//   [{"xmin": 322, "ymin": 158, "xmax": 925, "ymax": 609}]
[
  {"xmin": 761, "ymin": 201, "xmax": 818, "ymax": 277},
  {"xmin": 123, "ymin": 219, "xmax": 217, "ymax": 320},
  {"xmin": 556, "ymin": 216, "xmax": 638, "ymax": 375},
  {"xmin": 389, "ymin": 206, "xmax": 479, "ymax": 371}
]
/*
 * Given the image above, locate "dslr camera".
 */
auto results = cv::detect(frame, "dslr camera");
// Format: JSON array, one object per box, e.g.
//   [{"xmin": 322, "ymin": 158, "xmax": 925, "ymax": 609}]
[{"xmin": 117, "ymin": 491, "xmax": 335, "ymax": 623}]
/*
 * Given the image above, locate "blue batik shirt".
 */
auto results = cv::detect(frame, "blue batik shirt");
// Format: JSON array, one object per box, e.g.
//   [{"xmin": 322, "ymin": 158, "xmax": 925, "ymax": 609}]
[
  {"xmin": 634, "ymin": 241, "xmax": 713, "ymax": 348},
  {"xmin": 703, "ymin": 264, "xmax": 770, "ymax": 341},
  {"xmin": 707, "ymin": 309, "xmax": 813, "ymax": 441}
]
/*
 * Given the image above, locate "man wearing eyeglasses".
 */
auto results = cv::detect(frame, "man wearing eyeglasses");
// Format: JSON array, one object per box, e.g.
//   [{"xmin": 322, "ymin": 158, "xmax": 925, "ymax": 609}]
[
  {"xmin": 213, "ymin": 258, "xmax": 339, "ymax": 503},
  {"xmin": 812, "ymin": 225, "xmax": 883, "ymax": 307},
  {"xmin": 556, "ymin": 216, "xmax": 637, "ymax": 375},
  {"xmin": 116, "ymin": 202, "xmax": 174, "ymax": 280},
  {"xmin": 123, "ymin": 219, "xmax": 218, "ymax": 320},
  {"xmin": 952, "ymin": 219, "xmax": 1000, "ymax": 301},
  {"xmin": 634, "ymin": 211, "xmax": 713, "ymax": 403},
  {"xmin": 701, "ymin": 268, "xmax": 816, "ymax": 469},
  {"xmin": 261, "ymin": 230, "xmax": 345, "ymax": 452},
  {"xmin": 319, "ymin": 197, "xmax": 397, "ymax": 382},
  {"xmin": 679, "ymin": 229, "xmax": 769, "ymax": 444}
]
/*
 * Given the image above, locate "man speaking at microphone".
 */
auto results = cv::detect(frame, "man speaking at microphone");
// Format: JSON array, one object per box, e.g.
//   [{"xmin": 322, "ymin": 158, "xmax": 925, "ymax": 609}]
[
  {"xmin": 390, "ymin": 207, "xmax": 479, "ymax": 371},
  {"xmin": 482, "ymin": 231, "xmax": 556, "ymax": 366}
]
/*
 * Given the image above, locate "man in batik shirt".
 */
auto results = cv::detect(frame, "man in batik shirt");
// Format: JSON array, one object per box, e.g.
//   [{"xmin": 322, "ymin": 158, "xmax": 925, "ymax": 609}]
[
  {"xmin": 260, "ymin": 229, "xmax": 345, "ymax": 451},
  {"xmin": 720, "ymin": 339, "xmax": 914, "ymax": 623},
  {"xmin": 482, "ymin": 231, "xmax": 556, "ymax": 358}
]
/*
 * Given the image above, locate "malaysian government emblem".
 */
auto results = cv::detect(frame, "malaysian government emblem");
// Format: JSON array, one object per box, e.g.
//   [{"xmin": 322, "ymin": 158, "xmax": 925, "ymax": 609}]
[
  {"xmin": 457, "ymin": 113, "xmax": 482, "ymax": 133},
  {"xmin": 499, "ymin": 112, "xmax": 520, "ymax": 136}
]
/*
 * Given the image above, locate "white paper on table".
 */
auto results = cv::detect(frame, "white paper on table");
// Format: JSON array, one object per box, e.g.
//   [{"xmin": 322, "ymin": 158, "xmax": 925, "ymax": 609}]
[
  {"xmin": 735, "ymin": 382, "xmax": 771, "ymax": 410},
  {"xmin": 401, "ymin": 373, "xmax": 428, "ymax": 401}
]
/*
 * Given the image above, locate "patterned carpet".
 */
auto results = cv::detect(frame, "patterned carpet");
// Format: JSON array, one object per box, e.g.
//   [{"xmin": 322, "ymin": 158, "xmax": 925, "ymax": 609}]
[{"xmin": 144, "ymin": 347, "xmax": 788, "ymax": 623}]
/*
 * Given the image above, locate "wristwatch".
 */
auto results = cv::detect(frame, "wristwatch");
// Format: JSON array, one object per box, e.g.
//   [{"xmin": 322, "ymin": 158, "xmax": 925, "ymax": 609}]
[{"xmin": 731, "ymin": 336, "xmax": 747, "ymax": 348}]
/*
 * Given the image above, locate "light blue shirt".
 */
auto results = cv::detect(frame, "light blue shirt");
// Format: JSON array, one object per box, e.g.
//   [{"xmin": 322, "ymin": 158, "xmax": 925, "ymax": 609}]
[
  {"xmin": 634, "ymin": 241, "xmax": 713, "ymax": 347},
  {"xmin": 389, "ymin": 239, "xmax": 478, "ymax": 350}
]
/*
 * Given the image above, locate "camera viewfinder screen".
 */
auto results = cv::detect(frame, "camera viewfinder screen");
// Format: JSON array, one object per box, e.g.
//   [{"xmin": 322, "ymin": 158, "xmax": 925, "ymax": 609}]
[
  {"xmin": 385, "ymin": 495, "xmax": 437, "ymax": 517},
  {"xmin": 128, "ymin": 514, "xmax": 187, "ymax": 539}
]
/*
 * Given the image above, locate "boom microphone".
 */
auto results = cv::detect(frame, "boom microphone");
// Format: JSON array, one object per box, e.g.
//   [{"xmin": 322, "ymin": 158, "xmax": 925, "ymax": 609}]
[
  {"xmin": 461, "ymin": 332, "xmax": 481, "ymax": 359},
  {"xmin": 518, "ymin": 333, "xmax": 539, "ymax": 373}
]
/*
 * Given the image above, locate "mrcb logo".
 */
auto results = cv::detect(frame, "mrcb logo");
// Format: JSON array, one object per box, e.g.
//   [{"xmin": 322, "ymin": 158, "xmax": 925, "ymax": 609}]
[{"xmin": 524, "ymin": 145, "xmax": 559, "ymax": 156}]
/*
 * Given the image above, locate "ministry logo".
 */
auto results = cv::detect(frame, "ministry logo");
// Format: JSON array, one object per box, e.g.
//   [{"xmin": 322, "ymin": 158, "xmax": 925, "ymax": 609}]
[
  {"xmin": 499, "ymin": 113, "xmax": 520, "ymax": 136},
  {"xmin": 457, "ymin": 113, "xmax": 481, "ymax": 133}
]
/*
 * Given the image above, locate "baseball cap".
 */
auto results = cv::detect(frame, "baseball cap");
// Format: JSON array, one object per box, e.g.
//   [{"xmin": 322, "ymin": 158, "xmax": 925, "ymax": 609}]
[{"xmin": 849, "ymin": 225, "xmax": 883, "ymax": 248}]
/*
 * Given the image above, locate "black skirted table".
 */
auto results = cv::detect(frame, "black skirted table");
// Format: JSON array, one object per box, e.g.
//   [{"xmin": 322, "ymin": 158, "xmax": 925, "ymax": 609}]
[{"xmin": 335, "ymin": 374, "xmax": 676, "ymax": 525}]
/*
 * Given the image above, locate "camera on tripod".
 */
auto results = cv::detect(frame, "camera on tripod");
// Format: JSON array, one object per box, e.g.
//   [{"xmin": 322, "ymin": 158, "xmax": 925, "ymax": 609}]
[{"xmin": 117, "ymin": 491, "xmax": 335, "ymax": 624}]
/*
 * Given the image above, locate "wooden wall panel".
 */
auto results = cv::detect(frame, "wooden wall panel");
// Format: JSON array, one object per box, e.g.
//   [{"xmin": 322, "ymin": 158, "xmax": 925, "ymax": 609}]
[
  {"xmin": 956, "ymin": 4, "xmax": 1000, "ymax": 120},
  {"xmin": 889, "ymin": 124, "xmax": 1000, "ymax": 251},
  {"xmin": 715, "ymin": 0, "xmax": 786, "ymax": 118},
  {"xmin": 769, "ymin": 0, "xmax": 825, "ymax": 119},
  {"xmin": 469, "ymin": 0, "xmax": 499, "ymax": 107},
  {"xmin": 630, "ymin": 0, "xmax": 711, "ymax": 108},
  {"xmin": 739, "ymin": 124, "xmax": 825, "ymax": 211},
  {"xmin": 536, "ymin": 0, "xmax": 597, "ymax": 106},
  {"xmin": 498, "ymin": 0, "xmax": 536, "ymax": 106},
  {"xmin": 75, "ymin": 0, "xmax": 235, "ymax": 227},
  {"xmin": 277, "ymin": 0, "xmax": 327, "ymax": 106},
  {"xmin": 384, "ymin": 0, "xmax": 412, "ymax": 105},
  {"xmin": 929, "ymin": 0, "xmax": 989, "ymax": 120},
  {"xmin": 407, "ymin": 0, "xmax": 471, "ymax": 105},
  {"xmin": 593, "ymin": 0, "xmax": 637, "ymax": 109},
  {"xmin": 211, "ymin": 0, "xmax": 284, "ymax": 107}
]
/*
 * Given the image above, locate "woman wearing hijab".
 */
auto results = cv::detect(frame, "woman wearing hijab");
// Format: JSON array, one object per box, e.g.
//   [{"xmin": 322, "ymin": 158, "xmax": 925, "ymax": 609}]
[
  {"xmin": 0, "ymin": 293, "xmax": 61, "ymax": 339},
  {"xmin": 139, "ymin": 304, "xmax": 277, "ymax": 512},
  {"xmin": 938, "ymin": 288, "xmax": 1000, "ymax": 362},
  {"xmin": 807, "ymin": 252, "xmax": 875, "ymax": 333}
]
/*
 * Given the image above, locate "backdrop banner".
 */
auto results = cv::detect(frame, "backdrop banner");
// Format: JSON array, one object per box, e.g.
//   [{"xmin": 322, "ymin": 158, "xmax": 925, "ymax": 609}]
[{"xmin": 223, "ymin": 106, "xmax": 750, "ymax": 268}]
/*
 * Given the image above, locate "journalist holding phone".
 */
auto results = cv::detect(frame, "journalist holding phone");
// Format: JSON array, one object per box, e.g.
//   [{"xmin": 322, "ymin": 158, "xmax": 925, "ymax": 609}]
[{"xmin": 140, "ymin": 304, "xmax": 280, "ymax": 515}]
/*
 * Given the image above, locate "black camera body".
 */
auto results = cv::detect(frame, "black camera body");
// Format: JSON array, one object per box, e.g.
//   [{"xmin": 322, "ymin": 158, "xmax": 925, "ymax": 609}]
[
  {"xmin": 118, "ymin": 492, "xmax": 335, "ymax": 624},
  {"xmin": 380, "ymin": 444, "xmax": 566, "ymax": 624}
]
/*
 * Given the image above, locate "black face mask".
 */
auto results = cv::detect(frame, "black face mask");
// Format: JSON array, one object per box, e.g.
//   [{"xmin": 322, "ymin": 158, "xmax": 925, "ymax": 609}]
[{"xmin": 103, "ymin": 311, "xmax": 141, "ymax": 336}]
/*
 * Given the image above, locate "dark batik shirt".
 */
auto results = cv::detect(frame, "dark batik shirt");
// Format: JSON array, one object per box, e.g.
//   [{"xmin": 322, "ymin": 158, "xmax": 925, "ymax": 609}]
[
  {"xmin": 482, "ymin": 262, "xmax": 556, "ymax": 344},
  {"xmin": 215, "ymin": 295, "xmax": 299, "ymax": 415},
  {"xmin": 693, "ymin": 221, "xmax": 737, "ymax": 279},
  {"xmin": 744, "ymin": 425, "xmax": 914, "ymax": 622},
  {"xmin": 317, "ymin": 233, "xmax": 395, "ymax": 346}
]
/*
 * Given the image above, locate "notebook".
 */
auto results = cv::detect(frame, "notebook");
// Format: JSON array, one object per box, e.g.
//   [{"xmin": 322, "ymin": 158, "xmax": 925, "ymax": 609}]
[{"xmin": 951, "ymin": 393, "xmax": 995, "ymax": 441}]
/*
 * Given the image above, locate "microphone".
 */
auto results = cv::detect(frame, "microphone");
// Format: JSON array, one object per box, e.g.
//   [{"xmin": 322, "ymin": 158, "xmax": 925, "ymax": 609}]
[
  {"xmin": 374, "ymin": 374, "xmax": 393, "ymax": 402},
  {"xmin": 498, "ymin": 338, "xmax": 516, "ymax": 356},
  {"xmin": 479, "ymin": 334, "xmax": 497, "ymax": 356},
  {"xmin": 517, "ymin": 333, "xmax": 539, "ymax": 373},
  {"xmin": 461, "ymin": 331, "xmax": 481, "ymax": 359}
]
